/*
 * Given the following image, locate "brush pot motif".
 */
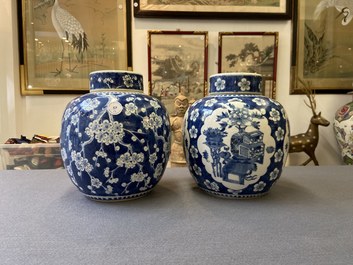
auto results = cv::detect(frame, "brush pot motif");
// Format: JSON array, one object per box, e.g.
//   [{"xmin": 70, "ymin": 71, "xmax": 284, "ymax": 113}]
[
  {"xmin": 60, "ymin": 71, "xmax": 171, "ymax": 201},
  {"xmin": 183, "ymin": 73, "xmax": 290, "ymax": 198},
  {"xmin": 333, "ymin": 94, "xmax": 353, "ymax": 165}
]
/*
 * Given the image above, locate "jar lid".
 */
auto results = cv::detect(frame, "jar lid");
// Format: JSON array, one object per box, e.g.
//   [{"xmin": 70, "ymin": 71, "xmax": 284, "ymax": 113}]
[
  {"xmin": 209, "ymin": 73, "xmax": 262, "ymax": 94},
  {"xmin": 89, "ymin": 70, "xmax": 143, "ymax": 91}
]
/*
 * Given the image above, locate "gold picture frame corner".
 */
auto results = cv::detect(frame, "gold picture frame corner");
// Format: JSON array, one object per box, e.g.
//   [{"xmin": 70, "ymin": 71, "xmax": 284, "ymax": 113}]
[{"xmin": 20, "ymin": 65, "xmax": 43, "ymax": 96}]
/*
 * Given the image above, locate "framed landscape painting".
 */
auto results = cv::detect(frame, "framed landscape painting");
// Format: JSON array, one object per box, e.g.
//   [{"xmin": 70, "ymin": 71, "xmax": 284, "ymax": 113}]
[
  {"xmin": 291, "ymin": 0, "xmax": 353, "ymax": 94},
  {"xmin": 18, "ymin": 0, "xmax": 132, "ymax": 95},
  {"xmin": 148, "ymin": 30, "xmax": 208, "ymax": 115},
  {"xmin": 219, "ymin": 32, "xmax": 279, "ymax": 99},
  {"xmin": 134, "ymin": 0, "xmax": 292, "ymax": 19}
]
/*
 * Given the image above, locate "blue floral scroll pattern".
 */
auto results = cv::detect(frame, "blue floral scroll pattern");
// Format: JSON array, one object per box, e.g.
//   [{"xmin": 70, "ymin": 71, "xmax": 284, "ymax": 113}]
[
  {"xmin": 210, "ymin": 74, "xmax": 262, "ymax": 94},
  {"xmin": 61, "ymin": 91, "xmax": 171, "ymax": 200},
  {"xmin": 90, "ymin": 71, "xmax": 143, "ymax": 90},
  {"xmin": 184, "ymin": 93, "xmax": 289, "ymax": 197}
]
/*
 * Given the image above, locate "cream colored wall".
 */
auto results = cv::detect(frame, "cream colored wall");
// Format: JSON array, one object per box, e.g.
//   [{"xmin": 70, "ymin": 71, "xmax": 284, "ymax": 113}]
[
  {"xmin": 0, "ymin": 1, "xmax": 349, "ymax": 165},
  {"xmin": 0, "ymin": 0, "xmax": 19, "ymax": 142}
]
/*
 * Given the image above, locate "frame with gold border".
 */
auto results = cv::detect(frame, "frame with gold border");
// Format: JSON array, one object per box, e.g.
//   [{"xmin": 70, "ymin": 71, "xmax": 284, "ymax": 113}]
[
  {"xmin": 134, "ymin": 0, "xmax": 292, "ymax": 19},
  {"xmin": 18, "ymin": 0, "xmax": 132, "ymax": 95}
]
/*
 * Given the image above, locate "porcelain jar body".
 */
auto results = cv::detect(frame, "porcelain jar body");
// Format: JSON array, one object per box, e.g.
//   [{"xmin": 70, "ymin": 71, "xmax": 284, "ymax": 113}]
[
  {"xmin": 333, "ymin": 99, "xmax": 353, "ymax": 165},
  {"xmin": 60, "ymin": 71, "xmax": 171, "ymax": 201},
  {"xmin": 183, "ymin": 73, "xmax": 290, "ymax": 198}
]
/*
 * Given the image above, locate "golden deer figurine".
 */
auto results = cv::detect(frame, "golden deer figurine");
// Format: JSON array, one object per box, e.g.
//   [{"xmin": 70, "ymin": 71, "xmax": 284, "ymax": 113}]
[{"xmin": 289, "ymin": 81, "xmax": 330, "ymax": 166}]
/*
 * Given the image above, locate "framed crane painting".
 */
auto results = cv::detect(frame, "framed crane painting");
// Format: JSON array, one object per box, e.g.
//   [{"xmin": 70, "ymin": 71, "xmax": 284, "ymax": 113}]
[
  {"xmin": 291, "ymin": 0, "xmax": 353, "ymax": 94},
  {"xmin": 147, "ymin": 30, "xmax": 208, "ymax": 115},
  {"xmin": 18, "ymin": 0, "xmax": 132, "ymax": 95}
]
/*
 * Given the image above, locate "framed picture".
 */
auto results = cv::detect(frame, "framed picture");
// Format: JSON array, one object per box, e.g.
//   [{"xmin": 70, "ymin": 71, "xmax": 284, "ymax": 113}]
[
  {"xmin": 134, "ymin": 0, "xmax": 292, "ymax": 19},
  {"xmin": 218, "ymin": 32, "xmax": 279, "ymax": 99},
  {"xmin": 291, "ymin": 0, "xmax": 353, "ymax": 94},
  {"xmin": 148, "ymin": 30, "xmax": 208, "ymax": 114},
  {"xmin": 18, "ymin": 0, "xmax": 132, "ymax": 95}
]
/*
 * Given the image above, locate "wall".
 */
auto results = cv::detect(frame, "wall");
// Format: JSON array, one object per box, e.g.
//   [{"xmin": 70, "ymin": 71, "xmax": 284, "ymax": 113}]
[
  {"xmin": 0, "ymin": 1, "xmax": 349, "ymax": 165},
  {"xmin": 0, "ymin": 0, "xmax": 19, "ymax": 142}
]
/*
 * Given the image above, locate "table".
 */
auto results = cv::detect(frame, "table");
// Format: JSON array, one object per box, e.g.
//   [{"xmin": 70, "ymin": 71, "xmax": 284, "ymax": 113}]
[{"xmin": 1, "ymin": 166, "xmax": 352, "ymax": 264}]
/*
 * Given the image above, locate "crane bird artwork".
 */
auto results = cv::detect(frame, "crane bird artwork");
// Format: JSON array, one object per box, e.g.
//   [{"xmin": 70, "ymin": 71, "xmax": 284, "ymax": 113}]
[
  {"xmin": 51, "ymin": 0, "xmax": 88, "ymax": 76},
  {"xmin": 314, "ymin": 0, "xmax": 353, "ymax": 26}
]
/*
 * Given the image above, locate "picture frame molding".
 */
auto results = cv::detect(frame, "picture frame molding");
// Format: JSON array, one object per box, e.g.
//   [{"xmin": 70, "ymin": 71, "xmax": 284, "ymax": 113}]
[
  {"xmin": 147, "ymin": 30, "xmax": 208, "ymax": 114},
  {"xmin": 134, "ymin": 0, "xmax": 292, "ymax": 19},
  {"xmin": 290, "ymin": 0, "xmax": 353, "ymax": 94},
  {"xmin": 218, "ymin": 31, "xmax": 279, "ymax": 99},
  {"xmin": 18, "ymin": 0, "xmax": 132, "ymax": 95}
]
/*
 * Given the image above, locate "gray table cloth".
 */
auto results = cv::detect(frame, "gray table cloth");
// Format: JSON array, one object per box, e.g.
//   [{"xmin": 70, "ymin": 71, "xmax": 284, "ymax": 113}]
[{"xmin": 1, "ymin": 166, "xmax": 352, "ymax": 265}]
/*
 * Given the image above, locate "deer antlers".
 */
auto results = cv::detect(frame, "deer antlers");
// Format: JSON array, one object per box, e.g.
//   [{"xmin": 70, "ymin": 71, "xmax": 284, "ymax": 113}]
[{"xmin": 298, "ymin": 78, "xmax": 317, "ymax": 116}]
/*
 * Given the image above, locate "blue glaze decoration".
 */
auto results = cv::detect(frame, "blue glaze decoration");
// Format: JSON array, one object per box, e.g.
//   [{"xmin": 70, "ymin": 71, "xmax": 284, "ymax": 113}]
[
  {"xmin": 209, "ymin": 72, "xmax": 262, "ymax": 94},
  {"xmin": 90, "ymin": 70, "xmax": 143, "ymax": 91},
  {"xmin": 60, "ymin": 71, "xmax": 171, "ymax": 201},
  {"xmin": 183, "ymin": 73, "xmax": 290, "ymax": 198}
]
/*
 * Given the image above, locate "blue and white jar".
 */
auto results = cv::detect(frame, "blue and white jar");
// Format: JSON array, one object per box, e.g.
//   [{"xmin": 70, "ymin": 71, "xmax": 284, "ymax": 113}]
[
  {"xmin": 60, "ymin": 71, "xmax": 171, "ymax": 201},
  {"xmin": 333, "ymin": 92, "xmax": 353, "ymax": 165},
  {"xmin": 183, "ymin": 73, "xmax": 290, "ymax": 198}
]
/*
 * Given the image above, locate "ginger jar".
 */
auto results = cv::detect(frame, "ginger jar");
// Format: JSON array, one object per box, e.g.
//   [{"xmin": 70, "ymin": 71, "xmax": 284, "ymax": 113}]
[
  {"xmin": 333, "ymin": 92, "xmax": 353, "ymax": 165},
  {"xmin": 183, "ymin": 73, "xmax": 290, "ymax": 198},
  {"xmin": 60, "ymin": 71, "xmax": 171, "ymax": 201}
]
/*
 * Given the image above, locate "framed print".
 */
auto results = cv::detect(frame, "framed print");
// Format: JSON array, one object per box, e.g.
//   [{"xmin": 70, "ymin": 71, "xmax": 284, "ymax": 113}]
[
  {"xmin": 134, "ymin": 0, "xmax": 292, "ymax": 19},
  {"xmin": 218, "ymin": 32, "xmax": 279, "ymax": 99},
  {"xmin": 148, "ymin": 30, "xmax": 208, "ymax": 115},
  {"xmin": 291, "ymin": 0, "xmax": 353, "ymax": 94},
  {"xmin": 18, "ymin": 0, "xmax": 132, "ymax": 95}
]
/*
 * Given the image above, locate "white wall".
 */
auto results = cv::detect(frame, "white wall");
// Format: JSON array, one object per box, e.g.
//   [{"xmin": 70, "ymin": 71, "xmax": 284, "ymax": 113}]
[{"xmin": 0, "ymin": 1, "xmax": 349, "ymax": 165}]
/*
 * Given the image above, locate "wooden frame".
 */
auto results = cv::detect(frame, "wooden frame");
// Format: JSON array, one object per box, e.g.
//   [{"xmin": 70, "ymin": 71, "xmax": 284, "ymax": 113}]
[
  {"xmin": 134, "ymin": 0, "xmax": 292, "ymax": 19},
  {"xmin": 291, "ymin": 0, "xmax": 353, "ymax": 94},
  {"xmin": 218, "ymin": 32, "xmax": 279, "ymax": 99},
  {"xmin": 18, "ymin": 0, "xmax": 132, "ymax": 95},
  {"xmin": 148, "ymin": 30, "xmax": 208, "ymax": 115}
]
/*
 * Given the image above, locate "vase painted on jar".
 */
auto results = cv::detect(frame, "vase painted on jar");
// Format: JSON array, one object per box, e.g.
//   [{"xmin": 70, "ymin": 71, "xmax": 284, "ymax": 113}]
[
  {"xmin": 183, "ymin": 73, "xmax": 290, "ymax": 198},
  {"xmin": 333, "ymin": 92, "xmax": 353, "ymax": 165},
  {"xmin": 60, "ymin": 70, "xmax": 171, "ymax": 201}
]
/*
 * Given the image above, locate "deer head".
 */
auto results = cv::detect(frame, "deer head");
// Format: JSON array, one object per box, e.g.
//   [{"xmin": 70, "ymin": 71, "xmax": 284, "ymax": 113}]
[{"xmin": 301, "ymin": 79, "xmax": 331, "ymax": 127}]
